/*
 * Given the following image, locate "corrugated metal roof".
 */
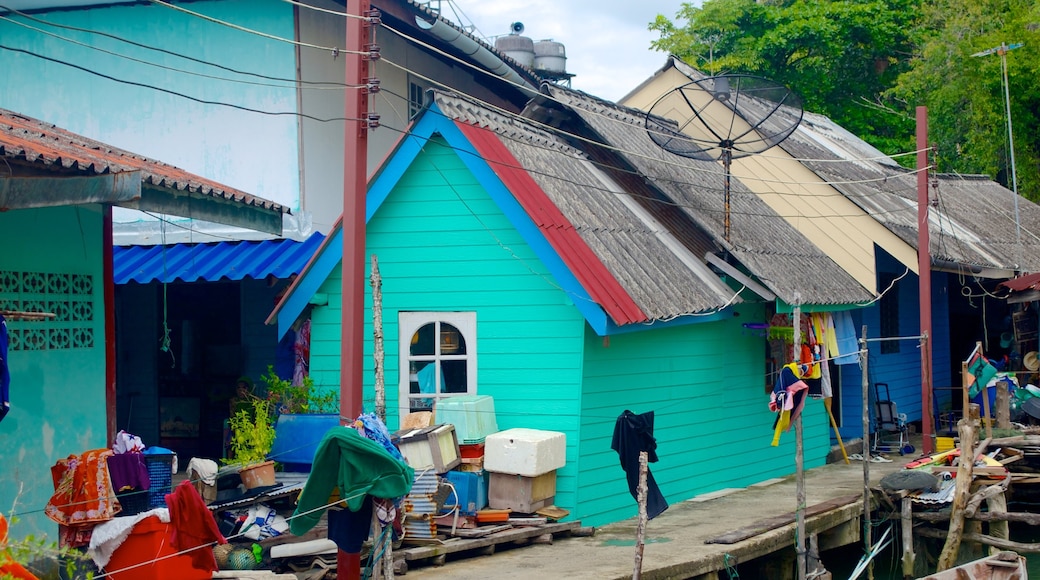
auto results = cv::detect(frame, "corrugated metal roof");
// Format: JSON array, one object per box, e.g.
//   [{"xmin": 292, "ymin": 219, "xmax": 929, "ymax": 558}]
[
  {"xmin": 543, "ymin": 85, "xmax": 874, "ymax": 307},
  {"xmin": 0, "ymin": 108, "xmax": 287, "ymax": 214},
  {"xmin": 113, "ymin": 233, "xmax": 324, "ymax": 284},
  {"xmin": 435, "ymin": 91, "xmax": 743, "ymax": 324}
]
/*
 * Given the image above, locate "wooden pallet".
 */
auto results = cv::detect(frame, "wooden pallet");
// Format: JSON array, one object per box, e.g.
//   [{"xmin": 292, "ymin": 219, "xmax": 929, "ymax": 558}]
[{"xmin": 394, "ymin": 521, "xmax": 582, "ymax": 572}]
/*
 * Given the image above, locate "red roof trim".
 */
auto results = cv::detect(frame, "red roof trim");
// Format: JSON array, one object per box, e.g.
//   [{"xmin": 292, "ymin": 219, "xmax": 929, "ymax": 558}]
[{"xmin": 455, "ymin": 121, "xmax": 647, "ymax": 325}]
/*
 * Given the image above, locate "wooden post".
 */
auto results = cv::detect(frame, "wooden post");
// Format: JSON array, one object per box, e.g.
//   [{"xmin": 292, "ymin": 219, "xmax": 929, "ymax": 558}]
[
  {"xmin": 937, "ymin": 419, "xmax": 977, "ymax": 570},
  {"xmin": 860, "ymin": 326, "xmax": 873, "ymax": 580},
  {"xmin": 633, "ymin": 451, "xmax": 648, "ymax": 580},
  {"xmin": 793, "ymin": 301, "xmax": 806, "ymax": 580},
  {"xmin": 996, "ymin": 380, "xmax": 1010, "ymax": 430},
  {"xmin": 986, "ymin": 490, "xmax": 1010, "ymax": 556},
  {"xmin": 901, "ymin": 495, "xmax": 915, "ymax": 577},
  {"xmin": 371, "ymin": 255, "xmax": 385, "ymax": 422},
  {"xmin": 982, "ymin": 383, "xmax": 993, "ymax": 440}
]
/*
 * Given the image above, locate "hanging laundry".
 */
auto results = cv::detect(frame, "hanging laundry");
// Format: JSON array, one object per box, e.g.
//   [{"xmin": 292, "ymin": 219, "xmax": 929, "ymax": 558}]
[
  {"xmin": 611, "ymin": 410, "xmax": 669, "ymax": 520},
  {"xmin": 832, "ymin": 310, "xmax": 859, "ymax": 364},
  {"xmin": 770, "ymin": 364, "xmax": 810, "ymax": 446}
]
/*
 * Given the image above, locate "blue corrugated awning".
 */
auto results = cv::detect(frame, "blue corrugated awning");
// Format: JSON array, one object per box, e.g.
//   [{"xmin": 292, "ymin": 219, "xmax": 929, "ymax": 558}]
[{"xmin": 113, "ymin": 233, "xmax": 325, "ymax": 284}]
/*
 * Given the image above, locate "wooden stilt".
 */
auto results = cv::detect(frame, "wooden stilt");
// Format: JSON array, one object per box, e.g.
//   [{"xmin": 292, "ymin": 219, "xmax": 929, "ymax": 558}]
[
  {"xmin": 937, "ymin": 419, "xmax": 977, "ymax": 571},
  {"xmin": 986, "ymin": 490, "xmax": 1010, "ymax": 557},
  {"xmin": 901, "ymin": 495, "xmax": 915, "ymax": 577},
  {"xmin": 633, "ymin": 451, "xmax": 649, "ymax": 580}
]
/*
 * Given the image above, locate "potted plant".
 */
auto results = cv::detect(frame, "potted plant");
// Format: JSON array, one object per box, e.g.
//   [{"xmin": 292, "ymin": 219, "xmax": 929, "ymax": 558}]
[
  {"xmin": 226, "ymin": 396, "xmax": 277, "ymax": 489},
  {"xmin": 261, "ymin": 366, "xmax": 340, "ymax": 470}
]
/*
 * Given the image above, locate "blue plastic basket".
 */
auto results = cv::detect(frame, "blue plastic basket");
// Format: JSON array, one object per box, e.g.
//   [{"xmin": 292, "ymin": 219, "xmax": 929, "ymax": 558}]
[
  {"xmin": 115, "ymin": 489, "xmax": 150, "ymax": 516},
  {"xmin": 145, "ymin": 454, "xmax": 175, "ymax": 509}
]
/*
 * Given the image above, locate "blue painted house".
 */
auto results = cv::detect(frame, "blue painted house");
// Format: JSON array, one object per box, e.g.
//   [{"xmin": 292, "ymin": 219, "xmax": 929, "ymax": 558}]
[{"xmin": 269, "ymin": 89, "xmax": 878, "ymax": 526}]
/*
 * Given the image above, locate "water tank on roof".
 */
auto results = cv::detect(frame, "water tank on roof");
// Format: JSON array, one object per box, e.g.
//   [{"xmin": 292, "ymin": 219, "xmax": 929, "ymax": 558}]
[
  {"xmin": 533, "ymin": 40, "xmax": 567, "ymax": 74},
  {"xmin": 495, "ymin": 32, "xmax": 535, "ymax": 69}
]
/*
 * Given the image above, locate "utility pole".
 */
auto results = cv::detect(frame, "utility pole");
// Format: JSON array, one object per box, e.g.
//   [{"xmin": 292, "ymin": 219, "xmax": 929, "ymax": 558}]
[
  {"xmin": 917, "ymin": 106, "xmax": 934, "ymax": 455},
  {"xmin": 340, "ymin": 1, "xmax": 378, "ymax": 579},
  {"xmin": 972, "ymin": 42, "xmax": 1023, "ymax": 269}
]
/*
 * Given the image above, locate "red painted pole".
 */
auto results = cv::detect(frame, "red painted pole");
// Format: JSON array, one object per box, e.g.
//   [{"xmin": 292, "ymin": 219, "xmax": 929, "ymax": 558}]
[
  {"xmin": 917, "ymin": 106, "xmax": 934, "ymax": 455},
  {"xmin": 341, "ymin": 0, "xmax": 369, "ymax": 424},
  {"xmin": 340, "ymin": 1, "xmax": 370, "ymax": 578}
]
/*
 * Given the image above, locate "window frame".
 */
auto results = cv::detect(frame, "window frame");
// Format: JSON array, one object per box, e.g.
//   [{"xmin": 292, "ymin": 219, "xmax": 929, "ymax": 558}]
[{"xmin": 398, "ymin": 311, "xmax": 477, "ymax": 420}]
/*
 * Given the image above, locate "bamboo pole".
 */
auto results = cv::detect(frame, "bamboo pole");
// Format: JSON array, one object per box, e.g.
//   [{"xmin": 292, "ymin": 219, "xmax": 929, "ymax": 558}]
[
  {"xmin": 371, "ymin": 255, "xmax": 386, "ymax": 422},
  {"xmin": 825, "ymin": 397, "xmax": 849, "ymax": 464},
  {"xmin": 633, "ymin": 451, "xmax": 648, "ymax": 580}
]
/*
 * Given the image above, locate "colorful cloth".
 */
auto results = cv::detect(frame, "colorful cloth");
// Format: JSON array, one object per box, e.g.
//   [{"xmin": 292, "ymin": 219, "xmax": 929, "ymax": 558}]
[
  {"xmin": 770, "ymin": 364, "xmax": 810, "ymax": 446},
  {"xmin": 46, "ymin": 449, "xmax": 120, "ymax": 527},
  {"xmin": 290, "ymin": 427, "xmax": 414, "ymax": 535},
  {"xmin": 165, "ymin": 480, "xmax": 226, "ymax": 572}
]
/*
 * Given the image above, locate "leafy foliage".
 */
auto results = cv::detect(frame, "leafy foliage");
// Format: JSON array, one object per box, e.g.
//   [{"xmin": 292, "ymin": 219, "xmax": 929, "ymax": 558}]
[
  {"xmin": 649, "ymin": 0, "xmax": 1040, "ymax": 199},
  {"xmin": 226, "ymin": 396, "xmax": 275, "ymax": 466},
  {"xmin": 260, "ymin": 365, "xmax": 337, "ymax": 415}
]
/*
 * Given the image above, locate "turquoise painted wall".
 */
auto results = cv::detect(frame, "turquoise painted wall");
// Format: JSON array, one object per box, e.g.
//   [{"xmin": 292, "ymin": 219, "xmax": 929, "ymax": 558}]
[
  {"xmin": 0, "ymin": 205, "xmax": 107, "ymax": 541},
  {"xmin": 0, "ymin": 0, "xmax": 300, "ymax": 212},
  {"xmin": 577, "ymin": 302, "xmax": 832, "ymax": 527},
  {"xmin": 307, "ymin": 136, "xmax": 588, "ymax": 512}
]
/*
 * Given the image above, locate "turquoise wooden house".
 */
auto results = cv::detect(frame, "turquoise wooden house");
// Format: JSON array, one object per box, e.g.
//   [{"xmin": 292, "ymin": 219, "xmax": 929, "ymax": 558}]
[
  {"xmin": 270, "ymin": 89, "xmax": 876, "ymax": 526},
  {"xmin": 0, "ymin": 108, "xmax": 285, "ymax": 540}
]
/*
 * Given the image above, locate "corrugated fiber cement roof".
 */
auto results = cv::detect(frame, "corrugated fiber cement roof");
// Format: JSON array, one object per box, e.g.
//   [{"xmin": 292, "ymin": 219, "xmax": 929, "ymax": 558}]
[{"xmin": 113, "ymin": 232, "xmax": 325, "ymax": 284}]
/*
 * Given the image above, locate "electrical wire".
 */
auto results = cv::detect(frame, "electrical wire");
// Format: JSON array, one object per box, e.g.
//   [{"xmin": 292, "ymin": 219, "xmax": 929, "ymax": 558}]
[
  {"xmin": 0, "ymin": 15, "xmax": 349, "ymax": 90},
  {"xmin": 146, "ymin": 0, "xmax": 364, "ymax": 55},
  {"xmin": 0, "ymin": 44, "xmax": 362, "ymax": 123},
  {"xmin": 0, "ymin": 3, "xmax": 351, "ymax": 87}
]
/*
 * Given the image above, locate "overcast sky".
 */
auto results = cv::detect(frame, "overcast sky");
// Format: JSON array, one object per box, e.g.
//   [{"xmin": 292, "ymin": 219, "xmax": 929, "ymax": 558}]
[{"xmin": 445, "ymin": 0, "xmax": 694, "ymax": 102}]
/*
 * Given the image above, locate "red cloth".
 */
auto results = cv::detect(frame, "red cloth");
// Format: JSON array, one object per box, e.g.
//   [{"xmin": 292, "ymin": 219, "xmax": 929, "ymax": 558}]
[{"xmin": 165, "ymin": 480, "xmax": 226, "ymax": 572}]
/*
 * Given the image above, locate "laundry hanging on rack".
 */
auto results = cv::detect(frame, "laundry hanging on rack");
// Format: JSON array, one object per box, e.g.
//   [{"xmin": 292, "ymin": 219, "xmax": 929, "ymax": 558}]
[{"xmin": 770, "ymin": 364, "xmax": 810, "ymax": 446}]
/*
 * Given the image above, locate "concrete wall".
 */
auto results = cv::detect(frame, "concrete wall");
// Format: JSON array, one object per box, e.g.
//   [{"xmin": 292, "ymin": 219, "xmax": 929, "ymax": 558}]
[{"xmin": 0, "ymin": 205, "xmax": 107, "ymax": 541}]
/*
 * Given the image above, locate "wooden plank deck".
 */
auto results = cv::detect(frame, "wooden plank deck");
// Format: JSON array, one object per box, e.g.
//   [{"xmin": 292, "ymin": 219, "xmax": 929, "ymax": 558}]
[{"xmin": 395, "ymin": 521, "xmax": 582, "ymax": 571}]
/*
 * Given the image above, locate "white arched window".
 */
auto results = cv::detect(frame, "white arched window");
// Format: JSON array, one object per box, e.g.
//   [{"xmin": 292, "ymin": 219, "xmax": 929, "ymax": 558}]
[{"xmin": 398, "ymin": 312, "xmax": 477, "ymax": 419}]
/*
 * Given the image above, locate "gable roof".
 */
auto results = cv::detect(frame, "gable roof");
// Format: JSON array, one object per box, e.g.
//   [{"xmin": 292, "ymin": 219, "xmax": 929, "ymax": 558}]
[
  {"xmin": 538, "ymin": 83, "xmax": 875, "ymax": 307},
  {"xmin": 644, "ymin": 57, "xmax": 1040, "ymax": 280},
  {"xmin": 269, "ymin": 89, "xmax": 752, "ymax": 337},
  {"xmin": 0, "ymin": 107, "xmax": 287, "ymax": 234}
]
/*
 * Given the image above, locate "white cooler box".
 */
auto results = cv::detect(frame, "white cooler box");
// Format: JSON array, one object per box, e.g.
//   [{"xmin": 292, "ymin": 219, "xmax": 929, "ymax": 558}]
[{"xmin": 484, "ymin": 428, "xmax": 565, "ymax": 477}]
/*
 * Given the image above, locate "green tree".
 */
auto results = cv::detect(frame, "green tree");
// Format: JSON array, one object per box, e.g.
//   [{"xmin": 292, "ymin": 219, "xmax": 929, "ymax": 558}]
[
  {"xmin": 649, "ymin": 0, "xmax": 1040, "ymax": 200},
  {"xmin": 888, "ymin": 0, "xmax": 1040, "ymax": 200},
  {"xmin": 650, "ymin": 0, "xmax": 919, "ymax": 153}
]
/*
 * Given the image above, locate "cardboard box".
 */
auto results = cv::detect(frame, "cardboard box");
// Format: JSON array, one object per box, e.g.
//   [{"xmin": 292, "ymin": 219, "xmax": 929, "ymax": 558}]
[{"xmin": 488, "ymin": 470, "xmax": 556, "ymax": 513}]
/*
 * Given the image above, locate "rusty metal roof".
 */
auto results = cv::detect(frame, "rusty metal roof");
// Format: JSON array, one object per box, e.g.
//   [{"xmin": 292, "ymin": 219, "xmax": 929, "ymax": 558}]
[{"xmin": 0, "ymin": 107, "xmax": 287, "ymax": 214}]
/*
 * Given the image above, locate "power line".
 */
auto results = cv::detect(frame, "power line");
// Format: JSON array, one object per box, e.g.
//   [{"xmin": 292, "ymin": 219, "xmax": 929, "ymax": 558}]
[
  {"xmin": 0, "ymin": 15, "xmax": 349, "ymax": 90},
  {"xmin": 0, "ymin": 44, "xmax": 361, "ymax": 123},
  {"xmin": 0, "ymin": 3, "xmax": 350, "ymax": 87}
]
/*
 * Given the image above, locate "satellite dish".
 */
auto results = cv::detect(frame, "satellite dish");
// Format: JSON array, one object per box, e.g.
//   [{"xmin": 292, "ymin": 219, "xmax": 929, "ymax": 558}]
[{"xmin": 645, "ymin": 74, "xmax": 803, "ymax": 241}]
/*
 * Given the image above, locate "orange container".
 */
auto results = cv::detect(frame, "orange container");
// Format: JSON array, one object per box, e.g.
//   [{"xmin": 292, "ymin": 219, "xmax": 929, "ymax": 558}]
[{"xmin": 104, "ymin": 516, "xmax": 211, "ymax": 580}]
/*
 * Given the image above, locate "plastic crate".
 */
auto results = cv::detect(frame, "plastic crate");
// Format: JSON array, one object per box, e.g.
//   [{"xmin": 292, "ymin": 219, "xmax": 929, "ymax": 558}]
[
  {"xmin": 144, "ymin": 454, "xmax": 175, "ymax": 509},
  {"xmin": 436, "ymin": 395, "xmax": 498, "ymax": 444},
  {"xmin": 115, "ymin": 489, "xmax": 150, "ymax": 516}
]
